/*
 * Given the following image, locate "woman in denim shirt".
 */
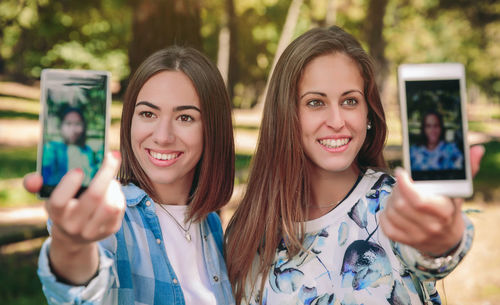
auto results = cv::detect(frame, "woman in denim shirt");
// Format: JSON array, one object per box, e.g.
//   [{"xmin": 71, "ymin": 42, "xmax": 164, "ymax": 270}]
[{"xmin": 25, "ymin": 46, "xmax": 235, "ymax": 305}]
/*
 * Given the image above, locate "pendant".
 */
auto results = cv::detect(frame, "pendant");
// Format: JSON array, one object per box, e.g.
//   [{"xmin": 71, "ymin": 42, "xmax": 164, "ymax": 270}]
[{"xmin": 185, "ymin": 232, "xmax": 192, "ymax": 242}]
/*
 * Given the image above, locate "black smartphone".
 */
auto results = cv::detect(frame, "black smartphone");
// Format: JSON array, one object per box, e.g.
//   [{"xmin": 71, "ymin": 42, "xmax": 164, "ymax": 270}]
[{"xmin": 37, "ymin": 69, "xmax": 111, "ymax": 198}]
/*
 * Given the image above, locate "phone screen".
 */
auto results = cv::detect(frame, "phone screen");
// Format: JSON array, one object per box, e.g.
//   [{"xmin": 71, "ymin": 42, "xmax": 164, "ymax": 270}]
[
  {"xmin": 404, "ymin": 79, "xmax": 466, "ymax": 181},
  {"xmin": 38, "ymin": 69, "xmax": 110, "ymax": 198}
]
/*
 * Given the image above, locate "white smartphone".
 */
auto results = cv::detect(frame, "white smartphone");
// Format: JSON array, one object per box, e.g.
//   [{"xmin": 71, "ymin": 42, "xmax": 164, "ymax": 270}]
[
  {"xmin": 37, "ymin": 69, "xmax": 111, "ymax": 199},
  {"xmin": 398, "ymin": 63, "xmax": 472, "ymax": 197}
]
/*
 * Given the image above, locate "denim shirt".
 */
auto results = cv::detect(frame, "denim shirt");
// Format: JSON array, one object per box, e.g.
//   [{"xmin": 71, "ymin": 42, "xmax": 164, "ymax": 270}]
[{"xmin": 38, "ymin": 183, "xmax": 235, "ymax": 305}]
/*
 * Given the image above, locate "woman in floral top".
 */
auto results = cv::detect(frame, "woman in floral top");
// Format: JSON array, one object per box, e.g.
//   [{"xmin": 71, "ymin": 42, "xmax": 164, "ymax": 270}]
[{"xmin": 225, "ymin": 26, "xmax": 483, "ymax": 305}]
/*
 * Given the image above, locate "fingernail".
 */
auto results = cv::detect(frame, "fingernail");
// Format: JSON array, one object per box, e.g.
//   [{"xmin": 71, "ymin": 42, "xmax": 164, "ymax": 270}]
[
  {"xmin": 477, "ymin": 145, "xmax": 485, "ymax": 156},
  {"xmin": 73, "ymin": 168, "xmax": 83, "ymax": 174},
  {"xmin": 394, "ymin": 167, "xmax": 405, "ymax": 176},
  {"xmin": 112, "ymin": 150, "xmax": 121, "ymax": 160}
]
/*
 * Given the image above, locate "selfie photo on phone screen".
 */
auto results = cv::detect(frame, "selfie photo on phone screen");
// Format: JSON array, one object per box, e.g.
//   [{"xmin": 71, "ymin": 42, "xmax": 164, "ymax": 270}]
[
  {"xmin": 37, "ymin": 69, "xmax": 110, "ymax": 198},
  {"xmin": 406, "ymin": 80, "xmax": 465, "ymax": 180}
]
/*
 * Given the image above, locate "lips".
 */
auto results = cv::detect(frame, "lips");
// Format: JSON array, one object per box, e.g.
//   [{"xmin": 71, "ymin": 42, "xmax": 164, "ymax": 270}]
[{"xmin": 318, "ymin": 138, "xmax": 350, "ymax": 149}]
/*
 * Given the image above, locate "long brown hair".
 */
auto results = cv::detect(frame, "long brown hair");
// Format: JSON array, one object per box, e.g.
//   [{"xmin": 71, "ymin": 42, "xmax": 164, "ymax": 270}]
[
  {"xmin": 225, "ymin": 26, "xmax": 387, "ymax": 304},
  {"xmin": 118, "ymin": 46, "xmax": 235, "ymax": 222}
]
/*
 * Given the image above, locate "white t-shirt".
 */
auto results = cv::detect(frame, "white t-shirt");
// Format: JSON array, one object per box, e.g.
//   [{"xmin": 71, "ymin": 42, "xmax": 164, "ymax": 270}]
[{"xmin": 156, "ymin": 204, "xmax": 217, "ymax": 305}]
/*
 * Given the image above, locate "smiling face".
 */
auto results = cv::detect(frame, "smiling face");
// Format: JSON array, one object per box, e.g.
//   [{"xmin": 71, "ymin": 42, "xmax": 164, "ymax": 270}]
[
  {"xmin": 131, "ymin": 71, "xmax": 203, "ymax": 195},
  {"xmin": 61, "ymin": 111, "xmax": 85, "ymax": 145},
  {"xmin": 298, "ymin": 52, "xmax": 368, "ymax": 177},
  {"xmin": 423, "ymin": 113, "xmax": 442, "ymax": 148}
]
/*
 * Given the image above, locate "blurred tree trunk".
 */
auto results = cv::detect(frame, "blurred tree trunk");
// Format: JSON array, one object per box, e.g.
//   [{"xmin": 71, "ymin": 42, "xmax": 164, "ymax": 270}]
[
  {"xmin": 217, "ymin": 0, "xmax": 238, "ymax": 99},
  {"xmin": 325, "ymin": 0, "xmax": 338, "ymax": 26},
  {"xmin": 362, "ymin": 0, "xmax": 389, "ymax": 92},
  {"xmin": 128, "ymin": 0, "xmax": 203, "ymax": 76},
  {"xmin": 254, "ymin": 0, "xmax": 303, "ymax": 110}
]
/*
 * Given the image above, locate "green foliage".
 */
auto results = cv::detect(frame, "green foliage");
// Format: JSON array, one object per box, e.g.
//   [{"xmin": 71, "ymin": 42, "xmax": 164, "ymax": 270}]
[
  {"xmin": 0, "ymin": 145, "xmax": 40, "ymax": 207},
  {"xmin": 0, "ymin": 0, "xmax": 498, "ymax": 105},
  {"xmin": 235, "ymin": 153, "xmax": 252, "ymax": 185},
  {"xmin": 474, "ymin": 141, "xmax": 500, "ymax": 188},
  {"xmin": 235, "ymin": 153, "xmax": 252, "ymax": 172},
  {"xmin": 0, "ymin": 146, "xmax": 37, "ymax": 180},
  {"xmin": 0, "ymin": 247, "xmax": 47, "ymax": 305},
  {"xmin": 45, "ymin": 74, "xmax": 108, "ymax": 139},
  {"xmin": 384, "ymin": 0, "xmax": 500, "ymax": 103},
  {"xmin": 0, "ymin": 109, "xmax": 38, "ymax": 120},
  {"xmin": 0, "ymin": 0, "xmax": 130, "ymax": 81}
]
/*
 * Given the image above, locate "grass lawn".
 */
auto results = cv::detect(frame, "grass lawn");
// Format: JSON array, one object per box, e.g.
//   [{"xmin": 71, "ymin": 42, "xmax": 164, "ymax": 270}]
[
  {"xmin": 0, "ymin": 241, "xmax": 47, "ymax": 305},
  {"xmin": 0, "ymin": 146, "xmax": 40, "ymax": 207},
  {"xmin": 0, "ymin": 146, "xmax": 37, "ymax": 180}
]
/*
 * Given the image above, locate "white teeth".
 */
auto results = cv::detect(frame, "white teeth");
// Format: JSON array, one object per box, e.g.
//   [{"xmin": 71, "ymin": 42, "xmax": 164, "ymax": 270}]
[
  {"xmin": 149, "ymin": 151, "xmax": 178, "ymax": 161},
  {"xmin": 319, "ymin": 138, "xmax": 349, "ymax": 148}
]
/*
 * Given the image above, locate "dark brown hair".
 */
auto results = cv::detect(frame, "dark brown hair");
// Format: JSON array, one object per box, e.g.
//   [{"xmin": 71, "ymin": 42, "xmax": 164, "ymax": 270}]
[
  {"xmin": 118, "ymin": 46, "xmax": 235, "ymax": 222},
  {"xmin": 225, "ymin": 26, "xmax": 387, "ymax": 304}
]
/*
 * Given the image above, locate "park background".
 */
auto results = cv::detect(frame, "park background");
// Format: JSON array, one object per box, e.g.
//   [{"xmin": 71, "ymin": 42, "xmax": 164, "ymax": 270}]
[{"xmin": 0, "ymin": 0, "xmax": 499, "ymax": 304}]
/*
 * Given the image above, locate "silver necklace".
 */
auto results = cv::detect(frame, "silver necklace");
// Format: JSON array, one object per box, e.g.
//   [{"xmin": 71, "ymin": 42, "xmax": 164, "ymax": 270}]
[{"xmin": 157, "ymin": 203, "xmax": 193, "ymax": 242}]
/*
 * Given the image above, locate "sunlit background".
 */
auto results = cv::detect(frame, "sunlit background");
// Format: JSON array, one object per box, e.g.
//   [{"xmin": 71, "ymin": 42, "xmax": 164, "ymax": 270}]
[{"xmin": 1, "ymin": 0, "xmax": 499, "ymax": 304}]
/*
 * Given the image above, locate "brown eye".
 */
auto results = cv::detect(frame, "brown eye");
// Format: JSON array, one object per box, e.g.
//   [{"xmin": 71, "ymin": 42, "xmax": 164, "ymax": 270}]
[
  {"xmin": 139, "ymin": 111, "xmax": 156, "ymax": 118},
  {"xmin": 306, "ymin": 99, "xmax": 324, "ymax": 108},
  {"xmin": 177, "ymin": 114, "xmax": 194, "ymax": 122},
  {"xmin": 341, "ymin": 98, "xmax": 358, "ymax": 106}
]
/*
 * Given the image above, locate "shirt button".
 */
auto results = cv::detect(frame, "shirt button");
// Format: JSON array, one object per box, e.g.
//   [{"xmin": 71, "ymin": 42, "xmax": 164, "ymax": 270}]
[
  {"xmin": 156, "ymin": 238, "xmax": 161, "ymax": 244},
  {"xmin": 203, "ymin": 235, "xmax": 208, "ymax": 241},
  {"xmin": 213, "ymin": 275, "xmax": 219, "ymax": 282},
  {"xmin": 146, "ymin": 200, "xmax": 151, "ymax": 207},
  {"xmin": 173, "ymin": 278, "xmax": 178, "ymax": 284}
]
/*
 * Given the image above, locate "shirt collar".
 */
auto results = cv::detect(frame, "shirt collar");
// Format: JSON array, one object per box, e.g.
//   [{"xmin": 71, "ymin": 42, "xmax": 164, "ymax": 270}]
[{"xmin": 122, "ymin": 183, "xmax": 149, "ymax": 207}]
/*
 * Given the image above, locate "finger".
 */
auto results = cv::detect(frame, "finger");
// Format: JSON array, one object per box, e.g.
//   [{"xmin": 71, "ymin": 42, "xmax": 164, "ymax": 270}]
[
  {"xmin": 48, "ymin": 168, "xmax": 85, "ymax": 215},
  {"xmin": 80, "ymin": 152, "xmax": 121, "ymax": 203},
  {"xmin": 80, "ymin": 179, "xmax": 125, "ymax": 240},
  {"xmin": 62, "ymin": 153, "xmax": 121, "ymax": 234},
  {"xmin": 470, "ymin": 145, "xmax": 484, "ymax": 178},
  {"xmin": 394, "ymin": 167, "xmax": 453, "ymax": 220},
  {"xmin": 23, "ymin": 172, "xmax": 43, "ymax": 193},
  {"xmin": 379, "ymin": 211, "xmax": 423, "ymax": 246},
  {"xmin": 393, "ymin": 167, "xmax": 422, "ymax": 208},
  {"xmin": 384, "ymin": 187, "xmax": 423, "ymax": 227},
  {"xmin": 381, "ymin": 205, "xmax": 423, "ymax": 240},
  {"xmin": 384, "ymin": 190, "xmax": 444, "ymax": 240}
]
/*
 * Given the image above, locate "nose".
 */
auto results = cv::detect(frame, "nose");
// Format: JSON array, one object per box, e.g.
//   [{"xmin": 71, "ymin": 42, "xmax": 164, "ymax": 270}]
[
  {"xmin": 325, "ymin": 105, "xmax": 345, "ymax": 130},
  {"xmin": 152, "ymin": 118, "xmax": 175, "ymax": 145}
]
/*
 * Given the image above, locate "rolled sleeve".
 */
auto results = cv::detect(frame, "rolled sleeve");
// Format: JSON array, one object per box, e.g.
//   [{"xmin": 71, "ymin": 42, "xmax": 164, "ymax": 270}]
[
  {"xmin": 38, "ymin": 237, "xmax": 117, "ymax": 305},
  {"xmin": 392, "ymin": 212, "xmax": 474, "ymax": 281}
]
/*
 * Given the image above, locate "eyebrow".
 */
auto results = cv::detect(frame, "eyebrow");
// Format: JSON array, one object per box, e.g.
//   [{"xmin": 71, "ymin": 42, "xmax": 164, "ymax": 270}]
[
  {"xmin": 299, "ymin": 89, "xmax": 364, "ymax": 100},
  {"xmin": 135, "ymin": 101, "xmax": 201, "ymax": 112}
]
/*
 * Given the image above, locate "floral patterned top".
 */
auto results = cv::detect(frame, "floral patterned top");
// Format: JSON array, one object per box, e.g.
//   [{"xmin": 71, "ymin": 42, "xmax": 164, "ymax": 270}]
[
  {"xmin": 410, "ymin": 141, "xmax": 464, "ymax": 171},
  {"xmin": 243, "ymin": 170, "xmax": 474, "ymax": 305}
]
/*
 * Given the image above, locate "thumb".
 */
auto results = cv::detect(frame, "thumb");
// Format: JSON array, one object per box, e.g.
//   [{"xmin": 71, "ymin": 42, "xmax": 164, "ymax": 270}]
[
  {"xmin": 23, "ymin": 172, "xmax": 43, "ymax": 193},
  {"xmin": 393, "ymin": 167, "xmax": 421, "ymax": 204}
]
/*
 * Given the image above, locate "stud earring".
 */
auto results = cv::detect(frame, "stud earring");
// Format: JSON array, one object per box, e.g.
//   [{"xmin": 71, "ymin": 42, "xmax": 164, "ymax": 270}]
[{"xmin": 367, "ymin": 121, "xmax": 372, "ymax": 130}]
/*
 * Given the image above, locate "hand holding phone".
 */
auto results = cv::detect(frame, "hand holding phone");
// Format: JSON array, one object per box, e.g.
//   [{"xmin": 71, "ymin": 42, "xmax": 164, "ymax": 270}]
[
  {"xmin": 398, "ymin": 63, "xmax": 472, "ymax": 197},
  {"xmin": 25, "ymin": 153, "xmax": 125, "ymax": 284}
]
